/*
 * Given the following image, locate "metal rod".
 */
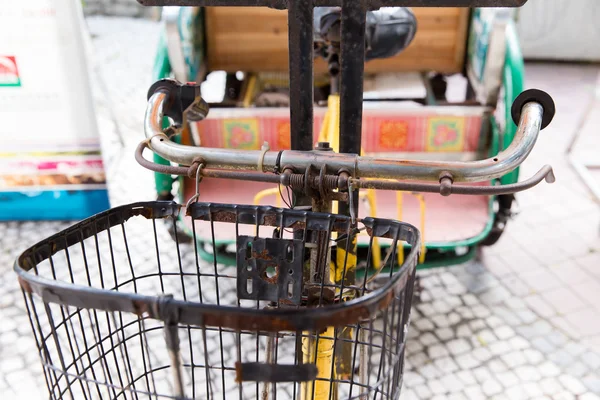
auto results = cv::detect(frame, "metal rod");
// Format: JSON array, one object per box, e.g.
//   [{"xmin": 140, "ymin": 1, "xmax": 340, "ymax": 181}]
[{"xmin": 351, "ymin": 164, "xmax": 555, "ymax": 195}]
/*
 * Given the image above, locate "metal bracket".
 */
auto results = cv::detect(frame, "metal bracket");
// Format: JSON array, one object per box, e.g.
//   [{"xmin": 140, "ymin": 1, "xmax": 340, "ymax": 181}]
[{"xmin": 236, "ymin": 236, "xmax": 304, "ymax": 304}]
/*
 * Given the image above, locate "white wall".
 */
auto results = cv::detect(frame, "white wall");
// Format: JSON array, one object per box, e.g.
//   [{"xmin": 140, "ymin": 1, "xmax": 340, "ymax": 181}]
[{"xmin": 517, "ymin": 0, "xmax": 600, "ymax": 61}]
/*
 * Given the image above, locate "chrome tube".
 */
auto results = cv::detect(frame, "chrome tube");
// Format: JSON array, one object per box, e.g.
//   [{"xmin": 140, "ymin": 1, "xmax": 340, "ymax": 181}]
[{"xmin": 145, "ymin": 93, "xmax": 545, "ymax": 183}]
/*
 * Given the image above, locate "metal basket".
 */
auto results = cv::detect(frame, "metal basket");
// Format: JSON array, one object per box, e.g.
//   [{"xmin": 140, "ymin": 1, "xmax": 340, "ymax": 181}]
[{"xmin": 15, "ymin": 201, "xmax": 420, "ymax": 400}]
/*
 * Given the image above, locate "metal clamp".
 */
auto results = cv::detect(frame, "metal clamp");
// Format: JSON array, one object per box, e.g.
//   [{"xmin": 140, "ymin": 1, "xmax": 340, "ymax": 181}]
[{"xmin": 185, "ymin": 162, "xmax": 205, "ymax": 209}]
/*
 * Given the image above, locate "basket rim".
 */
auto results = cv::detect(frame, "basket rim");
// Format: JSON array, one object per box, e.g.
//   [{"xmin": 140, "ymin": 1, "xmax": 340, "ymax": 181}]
[{"xmin": 15, "ymin": 201, "xmax": 420, "ymax": 332}]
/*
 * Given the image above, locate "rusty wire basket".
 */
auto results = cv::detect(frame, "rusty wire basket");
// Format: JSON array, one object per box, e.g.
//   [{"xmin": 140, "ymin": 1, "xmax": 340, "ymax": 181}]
[{"xmin": 15, "ymin": 201, "xmax": 420, "ymax": 400}]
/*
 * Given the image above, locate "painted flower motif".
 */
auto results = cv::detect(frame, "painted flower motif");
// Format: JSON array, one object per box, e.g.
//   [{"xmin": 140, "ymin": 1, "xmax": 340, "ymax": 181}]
[
  {"xmin": 277, "ymin": 121, "xmax": 291, "ymax": 149},
  {"xmin": 379, "ymin": 121, "xmax": 408, "ymax": 150},
  {"xmin": 433, "ymin": 124, "xmax": 459, "ymax": 146},
  {"xmin": 229, "ymin": 125, "xmax": 254, "ymax": 147}
]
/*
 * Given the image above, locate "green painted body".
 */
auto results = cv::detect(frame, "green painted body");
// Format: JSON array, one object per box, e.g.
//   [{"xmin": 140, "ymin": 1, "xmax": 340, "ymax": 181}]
[{"xmin": 150, "ymin": 13, "xmax": 526, "ymax": 269}]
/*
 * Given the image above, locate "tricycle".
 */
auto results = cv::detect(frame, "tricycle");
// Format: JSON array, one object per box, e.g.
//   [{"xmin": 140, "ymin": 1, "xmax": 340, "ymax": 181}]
[{"xmin": 15, "ymin": 0, "xmax": 556, "ymax": 399}]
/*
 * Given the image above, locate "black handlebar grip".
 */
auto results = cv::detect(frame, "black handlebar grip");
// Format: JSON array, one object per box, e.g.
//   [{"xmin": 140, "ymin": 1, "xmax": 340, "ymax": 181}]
[{"xmin": 511, "ymin": 89, "xmax": 556, "ymax": 130}]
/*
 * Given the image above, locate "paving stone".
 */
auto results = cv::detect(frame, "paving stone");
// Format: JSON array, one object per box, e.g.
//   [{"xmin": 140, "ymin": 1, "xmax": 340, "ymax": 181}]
[
  {"xmin": 494, "ymin": 306, "xmax": 523, "ymax": 325},
  {"xmin": 400, "ymin": 388, "xmax": 418, "ymax": 400},
  {"xmin": 481, "ymin": 378, "xmax": 502, "ymax": 397},
  {"xmin": 446, "ymin": 338, "xmax": 471, "ymax": 356},
  {"xmin": 432, "ymin": 314, "xmax": 454, "ymax": 329},
  {"xmin": 430, "ymin": 395, "xmax": 446, "ymax": 400},
  {"xmin": 463, "ymin": 385, "xmax": 486, "ymax": 400},
  {"xmin": 553, "ymin": 392, "xmax": 576, "ymax": 400},
  {"xmin": 413, "ymin": 384, "xmax": 432, "ymax": 399},
  {"xmin": 438, "ymin": 373, "xmax": 464, "ymax": 394},
  {"xmin": 494, "ymin": 325, "xmax": 516, "ymax": 340},
  {"xmin": 542, "ymin": 286, "xmax": 587, "ymax": 314},
  {"xmin": 446, "ymin": 284, "xmax": 467, "ymax": 295},
  {"xmin": 524, "ymin": 295, "xmax": 556, "ymax": 318},
  {"xmin": 476, "ymin": 329, "xmax": 497, "ymax": 346},
  {"xmin": 516, "ymin": 309, "xmax": 539, "ymax": 324},
  {"xmin": 546, "ymin": 330, "xmax": 569, "ymax": 347},
  {"xmin": 0, "ymin": 357, "xmax": 25, "ymax": 373},
  {"xmin": 461, "ymin": 294, "xmax": 478, "ymax": 306},
  {"xmin": 456, "ymin": 306, "xmax": 475, "ymax": 320},
  {"xmin": 564, "ymin": 341, "xmax": 586, "ymax": 357},
  {"xmin": 433, "ymin": 356, "xmax": 459, "ymax": 373},
  {"xmin": 495, "ymin": 371, "xmax": 520, "ymax": 388},
  {"xmin": 456, "ymin": 324, "xmax": 471, "ymax": 338},
  {"xmin": 568, "ymin": 361, "xmax": 590, "ymax": 378},
  {"xmin": 469, "ymin": 319, "xmax": 486, "ymax": 332},
  {"xmin": 523, "ymin": 348, "xmax": 544, "ymax": 364},
  {"xmin": 514, "ymin": 366, "xmax": 542, "ymax": 382},
  {"xmin": 447, "ymin": 312, "xmax": 461, "ymax": 326},
  {"xmin": 419, "ymin": 332, "xmax": 438, "ymax": 346},
  {"xmin": 446, "ymin": 393, "xmax": 468, "ymax": 400},
  {"xmin": 485, "ymin": 316, "xmax": 503, "ymax": 328},
  {"xmin": 531, "ymin": 337, "xmax": 556, "ymax": 353},
  {"xmin": 487, "ymin": 359, "xmax": 508, "ymax": 373},
  {"xmin": 428, "ymin": 378, "xmax": 446, "ymax": 395},
  {"xmin": 504, "ymin": 297, "xmax": 527, "ymax": 310},
  {"xmin": 548, "ymin": 349, "xmax": 576, "ymax": 367},
  {"xmin": 409, "ymin": 351, "xmax": 429, "ymax": 368},
  {"xmin": 431, "ymin": 300, "xmax": 454, "ymax": 315},
  {"xmin": 416, "ymin": 303, "xmax": 436, "ymax": 317},
  {"xmin": 403, "ymin": 371, "xmax": 425, "ymax": 386},
  {"xmin": 523, "ymin": 382, "xmax": 543, "ymax": 397},
  {"xmin": 504, "ymin": 275, "xmax": 535, "ymax": 297},
  {"xmin": 419, "ymin": 364, "xmax": 441, "ymax": 380},
  {"xmin": 427, "ymin": 344, "xmax": 450, "ymax": 359},
  {"xmin": 455, "ymin": 370, "xmax": 477, "ymax": 386},
  {"xmin": 581, "ymin": 351, "xmax": 600, "ymax": 370},
  {"xmin": 435, "ymin": 327, "xmax": 454, "ymax": 341},
  {"xmin": 501, "ymin": 351, "xmax": 527, "ymax": 368},
  {"xmin": 539, "ymin": 377, "xmax": 563, "ymax": 395},
  {"xmin": 538, "ymin": 361, "xmax": 561, "ymax": 378},
  {"xmin": 580, "ymin": 394, "xmax": 600, "ymax": 400},
  {"xmin": 472, "ymin": 305, "xmax": 492, "ymax": 319},
  {"xmin": 504, "ymin": 385, "xmax": 528, "ymax": 399},
  {"xmin": 466, "ymin": 345, "xmax": 488, "ymax": 363},
  {"xmin": 489, "ymin": 340, "xmax": 512, "ymax": 356},
  {"xmin": 558, "ymin": 374, "xmax": 587, "ymax": 395},
  {"xmin": 413, "ymin": 318, "xmax": 435, "ymax": 332},
  {"xmin": 565, "ymin": 307, "xmax": 600, "ymax": 337},
  {"xmin": 509, "ymin": 336, "xmax": 530, "ymax": 350},
  {"xmin": 454, "ymin": 353, "xmax": 479, "ymax": 370}
]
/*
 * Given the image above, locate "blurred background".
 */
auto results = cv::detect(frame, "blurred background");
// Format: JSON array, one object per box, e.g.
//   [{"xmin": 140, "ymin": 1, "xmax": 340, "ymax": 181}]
[{"xmin": 0, "ymin": 0, "xmax": 599, "ymax": 399}]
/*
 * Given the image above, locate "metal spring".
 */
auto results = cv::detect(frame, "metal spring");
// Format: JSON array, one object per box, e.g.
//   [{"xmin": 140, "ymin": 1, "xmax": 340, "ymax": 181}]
[{"xmin": 287, "ymin": 174, "xmax": 340, "ymax": 192}]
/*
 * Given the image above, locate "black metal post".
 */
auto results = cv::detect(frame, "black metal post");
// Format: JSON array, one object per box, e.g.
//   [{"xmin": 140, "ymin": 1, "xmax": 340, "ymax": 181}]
[
  {"xmin": 339, "ymin": 0, "xmax": 366, "ymax": 219},
  {"xmin": 288, "ymin": 0, "xmax": 314, "ymax": 152}
]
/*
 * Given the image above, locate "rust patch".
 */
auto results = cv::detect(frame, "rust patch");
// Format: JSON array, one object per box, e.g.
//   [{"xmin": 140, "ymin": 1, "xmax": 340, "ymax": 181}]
[
  {"xmin": 212, "ymin": 210, "xmax": 237, "ymax": 223},
  {"xmin": 132, "ymin": 300, "xmax": 149, "ymax": 316},
  {"xmin": 18, "ymin": 277, "xmax": 32, "ymax": 293},
  {"xmin": 263, "ymin": 214, "xmax": 277, "ymax": 226},
  {"xmin": 251, "ymin": 249, "xmax": 272, "ymax": 261},
  {"xmin": 234, "ymin": 361, "xmax": 243, "ymax": 383}
]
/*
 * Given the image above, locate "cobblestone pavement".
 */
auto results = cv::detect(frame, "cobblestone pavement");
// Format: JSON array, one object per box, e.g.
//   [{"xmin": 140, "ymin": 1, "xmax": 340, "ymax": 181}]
[{"xmin": 1, "ymin": 16, "xmax": 600, "ymax": 399}]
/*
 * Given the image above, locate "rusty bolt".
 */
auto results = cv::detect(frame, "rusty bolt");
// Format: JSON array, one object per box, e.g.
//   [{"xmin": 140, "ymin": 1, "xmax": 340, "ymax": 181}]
[{"xmin": 315, "ymin": 142, "xmax": 333, "ymax": 151}]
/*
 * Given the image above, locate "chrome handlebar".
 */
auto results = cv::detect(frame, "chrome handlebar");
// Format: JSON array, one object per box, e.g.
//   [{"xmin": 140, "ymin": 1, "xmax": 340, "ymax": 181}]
[{"xmin": 143, "ymin": 87, "xmax": 554, "ymax": 186}]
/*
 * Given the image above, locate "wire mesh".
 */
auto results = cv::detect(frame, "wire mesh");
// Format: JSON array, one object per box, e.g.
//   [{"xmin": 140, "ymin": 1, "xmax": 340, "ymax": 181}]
[{"xmin": 15, "ymin": 201, "xmax": 420, "ymax": 400}]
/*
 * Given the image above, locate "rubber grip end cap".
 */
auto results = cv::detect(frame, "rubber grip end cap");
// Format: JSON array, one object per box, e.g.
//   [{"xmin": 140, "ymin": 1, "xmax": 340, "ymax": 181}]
[{"xmin": 511, "ymin": 89, "xmax": 556, "ymax": 130}]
